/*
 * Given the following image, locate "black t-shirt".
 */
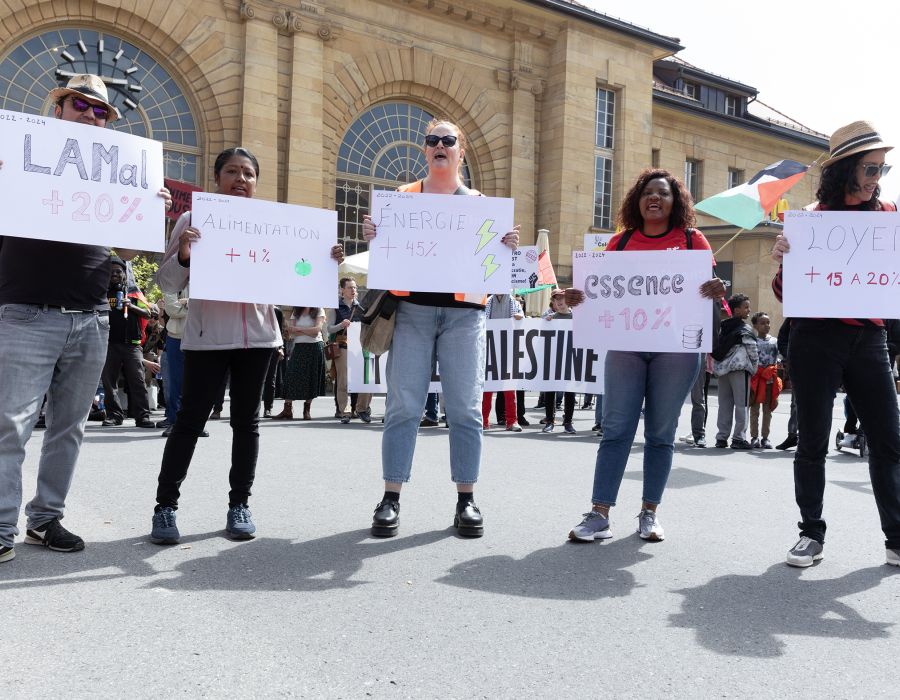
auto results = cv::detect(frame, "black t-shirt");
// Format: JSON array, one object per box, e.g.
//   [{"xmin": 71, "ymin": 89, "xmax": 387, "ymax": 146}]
[{"xmin": 0, "ymin": 237, "xmax": 111, "ymax": 310}]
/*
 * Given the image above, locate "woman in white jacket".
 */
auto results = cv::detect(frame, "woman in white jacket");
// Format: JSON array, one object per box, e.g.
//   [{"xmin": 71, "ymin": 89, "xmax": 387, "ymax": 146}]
[{"xmin": 149, "ymin": 147, "xmax": 343, "ymax": 544}]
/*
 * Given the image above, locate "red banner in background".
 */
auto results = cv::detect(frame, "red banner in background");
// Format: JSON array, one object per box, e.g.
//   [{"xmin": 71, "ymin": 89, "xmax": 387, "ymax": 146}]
[{"xmin": 164, "ymin": 178, "xmax": 202, "ymax": 222}]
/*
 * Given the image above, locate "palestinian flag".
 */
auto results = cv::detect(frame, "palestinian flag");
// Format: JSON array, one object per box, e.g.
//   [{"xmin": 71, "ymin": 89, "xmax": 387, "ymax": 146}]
[{"xmin": 695, "ymin": 160, "xmax": 808, "ymax": 230}]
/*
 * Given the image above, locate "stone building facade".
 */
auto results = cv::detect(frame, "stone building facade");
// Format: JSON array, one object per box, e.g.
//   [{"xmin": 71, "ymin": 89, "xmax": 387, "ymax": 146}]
[{"xmin": 0, "ymin": 0, "xmax": 827, "ymax": 323}]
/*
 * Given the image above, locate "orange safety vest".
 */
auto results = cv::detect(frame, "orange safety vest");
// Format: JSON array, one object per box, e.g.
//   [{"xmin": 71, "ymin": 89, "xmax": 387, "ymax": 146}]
[{"xmin": 389, "ymin": 180, "xmax": 488, "ymax": 306}]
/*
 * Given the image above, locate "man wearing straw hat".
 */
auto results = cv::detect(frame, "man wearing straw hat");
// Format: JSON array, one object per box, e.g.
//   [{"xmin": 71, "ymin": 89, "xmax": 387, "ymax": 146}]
[
  {"xmin": 0, "ymin": 75, "xmax": 172, "ymax": 564},
  {"xmin": 771, "ymin": 120, "xmax": 900, "ymax": 568}
]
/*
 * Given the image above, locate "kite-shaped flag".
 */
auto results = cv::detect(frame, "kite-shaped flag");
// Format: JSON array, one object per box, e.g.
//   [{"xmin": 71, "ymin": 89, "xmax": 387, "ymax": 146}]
[{"xmin": 695, "ymin": 160, "xmax": 809, "ymax": 230}]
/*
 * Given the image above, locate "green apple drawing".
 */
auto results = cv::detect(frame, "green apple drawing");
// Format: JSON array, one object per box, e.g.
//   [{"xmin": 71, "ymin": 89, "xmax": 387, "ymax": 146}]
[{"xmin": 294, "ymin": 259, "xmax": 312, "ymax": 277}]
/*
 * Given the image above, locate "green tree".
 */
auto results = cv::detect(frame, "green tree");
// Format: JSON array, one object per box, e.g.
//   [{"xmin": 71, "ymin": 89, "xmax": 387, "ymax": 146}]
[{"xmin": 129, "ymin": 254, "xmax": 161, "ymax": 301}]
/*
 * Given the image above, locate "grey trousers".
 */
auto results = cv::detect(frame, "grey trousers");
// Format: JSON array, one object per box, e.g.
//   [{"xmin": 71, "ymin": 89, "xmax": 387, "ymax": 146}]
[
  {"xmin": 716, "ymin": 370, "xmax": 750, "ymax": 442},
  {"xmin": 690, "ymin": 356, "xmax": 709, "ymax": 438}
]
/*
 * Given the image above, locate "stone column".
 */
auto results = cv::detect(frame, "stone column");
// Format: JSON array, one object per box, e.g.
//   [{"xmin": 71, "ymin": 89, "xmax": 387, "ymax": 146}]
[
  {"xmin": 509, "ymin": 76, "xmax": 540, "ymax": 243},
  {"xmin": 285, "ymin": 23, "xmax": 325, "ymax": 207},
  {"xmin": 239, "ymin": 4, "xmax": 279, "ymax": 201}
]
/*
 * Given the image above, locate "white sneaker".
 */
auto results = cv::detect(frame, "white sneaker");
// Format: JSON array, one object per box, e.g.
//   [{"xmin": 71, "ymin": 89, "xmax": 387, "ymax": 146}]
[
  {"xmin": 637, "ymin": 509, "xmax": 665, "ymax": 541},
  {"xmin": 786, "ymin": 536, "xmax": 823, "ymax": 567},
  {"xmin": 887, "ymin": 548, "xmax": 900, "ymax": 566},
  {"xmin": 839, "ymin": 433, "xmax": 857, "ymax": 448},
  {"xmin": 678, "ymin": 434, "xmax": 694, "ymax": 444}
]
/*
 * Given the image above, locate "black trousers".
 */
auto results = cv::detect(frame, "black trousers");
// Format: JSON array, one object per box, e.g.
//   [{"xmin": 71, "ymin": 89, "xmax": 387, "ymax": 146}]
[
  {"xmin": 156, "ymin": 348, "xmax": 272, "ymax": 509},
  {"xmin": 789, "ymin": 320, "xmax": 900, "ymax": 548},
  {"xmin": 262, "ymin": 347, "xmax": 282, "ymax": 411},
  {"xmin": 102, "ymin": 343, "xmax": 150, "ymax": 422},
  {"xmin": 545, "ymin": 392, "xmax": 575, "ymax": 424}
]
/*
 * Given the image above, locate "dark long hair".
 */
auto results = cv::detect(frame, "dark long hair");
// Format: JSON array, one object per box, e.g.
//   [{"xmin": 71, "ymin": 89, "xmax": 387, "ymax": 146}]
[
  {"xmin": 213, "ymin": 147, "xmax": 260, "ymax": 179},
  {"xmin": 616, "ymin": 168, "xmax": 696, "ymax": 231},
  {"xmin": 293, "ymin": 307, "xmax": 321, "ymax": 320},
  {"xmin": 816, "ymin": 150, "xmax": 882, "ymax": 211}
]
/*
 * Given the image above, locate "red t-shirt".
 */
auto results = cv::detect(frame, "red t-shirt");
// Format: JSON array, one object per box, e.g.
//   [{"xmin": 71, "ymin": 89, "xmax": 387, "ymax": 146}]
[{"xmin": 606, "ymin": 226, "xmax": 712, "ymax": 253}]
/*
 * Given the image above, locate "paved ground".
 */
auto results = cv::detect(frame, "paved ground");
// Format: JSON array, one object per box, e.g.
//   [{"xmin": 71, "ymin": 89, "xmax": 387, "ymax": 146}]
[{"xmin": 2, "ymin": 390, "xmax": 897, "ymax": 698}]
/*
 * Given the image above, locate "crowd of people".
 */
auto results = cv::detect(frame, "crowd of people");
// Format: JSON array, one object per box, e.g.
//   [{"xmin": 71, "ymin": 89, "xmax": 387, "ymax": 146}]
[{"xmin": 1, "ymin": 74, "xmax": 898, "ymax": 571}]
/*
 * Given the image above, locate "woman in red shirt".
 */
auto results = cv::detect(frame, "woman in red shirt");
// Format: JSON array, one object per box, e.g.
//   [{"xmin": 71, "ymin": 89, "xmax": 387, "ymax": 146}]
[{"xmin": 565, "ymin": 169, "xmax": 724, "ymax": 543}]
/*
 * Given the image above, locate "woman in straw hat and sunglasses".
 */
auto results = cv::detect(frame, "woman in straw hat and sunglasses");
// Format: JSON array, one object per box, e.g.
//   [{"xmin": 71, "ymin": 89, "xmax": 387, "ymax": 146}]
[{"xmin": 772, "ymin": 121, "xmax": 900, "ymax": 568}]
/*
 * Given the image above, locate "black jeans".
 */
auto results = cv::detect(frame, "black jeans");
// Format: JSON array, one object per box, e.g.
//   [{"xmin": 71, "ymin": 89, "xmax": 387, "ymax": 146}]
[
  {"xmin": 102, "ymin": 343, "xmax": 150, "ymax": 422},
  {"xmin": 545, "ymin": 392, "xmax": 575, "ymax": 424},
  {"xmin": 789, "ymin": 320, "xmax": 900, "ymax": 548},
  {"xmin": 262, "ymin": 347, "xmax": 282, "ymax": 412},
  {"xmin": 156, "ymin": 348, "xmax": 272, "ymax": 510}
]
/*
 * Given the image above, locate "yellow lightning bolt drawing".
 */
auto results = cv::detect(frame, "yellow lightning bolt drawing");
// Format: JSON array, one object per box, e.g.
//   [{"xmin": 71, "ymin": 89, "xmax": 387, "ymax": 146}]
[
  {"xmin": 481, "ymin": 254, "xmax": 500, "ymax": 281},
  {"xmin": 475, "ymin": 219, "xmax": 498, "ymax": 253}
]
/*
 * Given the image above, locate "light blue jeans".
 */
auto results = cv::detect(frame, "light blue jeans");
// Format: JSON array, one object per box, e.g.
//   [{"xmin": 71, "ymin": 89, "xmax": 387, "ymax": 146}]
[
  {"xmin": 0, "ymin": 305, "xmax": 109, "ymax": 546},
  {"xmin": 591, "ymin": 351, "xmax": 700, "ymax": 507},
  {"xmin": 383, "ymin": 302, "xmax": 485, "ymax": 484}
]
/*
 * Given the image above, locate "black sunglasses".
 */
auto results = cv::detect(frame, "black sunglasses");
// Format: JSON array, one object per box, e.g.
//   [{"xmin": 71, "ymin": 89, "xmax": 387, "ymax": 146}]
[
  {"xmin": 424, "ymin": 134, "xmax": 458, "ymax": 148},
  {"xmin": 69, "ymin": 96, "xmax": 111, "ymax": 120},
  {"xmin": 859, "ymin": 163, "xmax": 891, "ymax": 178}
]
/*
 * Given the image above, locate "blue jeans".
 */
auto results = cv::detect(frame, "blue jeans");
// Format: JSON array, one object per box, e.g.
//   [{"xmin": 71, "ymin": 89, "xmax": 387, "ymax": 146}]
[
  {"xmin": 594, "ymin": 394, "xmax": 604, "ymax": 426},
  {"xmin": 789, "ymin": 320, "xmax": 900, "ymax": 548},
  {"xmin": 591, "ymin": 351, "xmax": 700, "ymax": 507},
  {"xmin": 0, "ymin": 305, "xmax": 109, "ymax": 546},
  {"xmin": 164, "ymin": 335, "xmax": 184, "ymax": 424},
  {"xmin": 383, "ymin": 302, "xmax": 485, "ymax": 484}
]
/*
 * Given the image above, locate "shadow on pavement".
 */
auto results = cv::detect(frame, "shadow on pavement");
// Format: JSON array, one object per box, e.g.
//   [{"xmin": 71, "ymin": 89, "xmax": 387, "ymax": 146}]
[
  {"xmin": 831, "ymin": 480, "xmax": 875, "ymax": 496},
  {"xmin": 669, "ymin": 564, "xmax": 896, "ymax": 657},
  {"xmin": 623, "ymin": 467, "xmax": 725, "ymax": 490},
  {"xmin": 436, "ymin": 536, "xmax": 652, "ymax": 600},
  {"xmin": 0, "ymin": 529, "xmax": 452, "ymax": 592}
]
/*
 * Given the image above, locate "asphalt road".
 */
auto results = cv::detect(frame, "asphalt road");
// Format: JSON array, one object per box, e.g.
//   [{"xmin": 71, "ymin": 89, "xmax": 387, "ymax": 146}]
[{"xmin": 2, "ymin": 390, "xmax": 897, "ymax": 698}]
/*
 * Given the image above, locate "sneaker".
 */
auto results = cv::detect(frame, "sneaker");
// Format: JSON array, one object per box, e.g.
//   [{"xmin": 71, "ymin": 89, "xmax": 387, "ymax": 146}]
[
  {"xmin": 24, "ymin": 518, "xmax": 84, "ymax": 552},
  {"xmin": 694, "ymin": 435, "xmax": 707, "ymax": 448},
  {"xmin": 786, "ymin": 536, "xmax": 824, "ymax": 567},
  {"xmin": 150, "ymin": 507, "xmax": 180, "ymax": 545},
  {"xmin": 761, "ymin": 438, "xmax": 774, "ymax": 449},
  {"xmin": 731, "ymin": 439, "xmax": 752, "ymax": 450},
  {"xmin": 225, "ymin": 505, "xmax": 256, "ymax": 540},
  {"xmin": 542, "ymin": 422, "xmax": 554, "ymax": 433},
  {"xmin": 568, "ymin": 511, "xmax": 613, "ymax": 542},
  {"xmin": 340, "ymin": 414, "xmax": 351, "ymax": 424},
  {"xmin": 637, "ymin": 509, "xmax": 665, "ymax": 541},
  {"xmin": 776, "ymin": 434, "xmax": 799, "ymax": 450},
  {"xmin": 101, "ymin": 417, "xmax": 123, "ymax": 427},
  {"xmin": 563, "ymin": 422, "xmax": 576, "ymax": 434},
  {"xmin": 887, "ymin": 548, "xmax": 900, "ymax": 567},
  {"xmin": 839, "ymin": 433, "xmax": 857, "ymax": 448},
  {"xmin": 506, "ymin": 423, "xmax": 523, "ymax": 432},
  {"xmin": 263, "ymin": 409, "xmax": 272, "ymax": 418},
  {"xmin": 359, "ymin": 409, "xmax": 372, "ymax": 424},
  {"xmin": 715, "ymin": 439, "xmax": 728, "ymax": 448},
  {"xmin": 679, "ymin": 433, "xmax": 695, "ymax": 444},
  {"xmin": 750, "ymin": 438, "xmax": 761, "ymax": 449},
  {"xmin": 136, "ymin": 419, "xmax": 157, "ymax": 429},
  {"xmin": 155, "ymin": 419, "xmax": 173, "ymax": 429},
  {"xmin": 419, "ymin": 417, "xmax": 439, "ymax": 427},
  {"xmin": 0, "ymin": 545, "xmax": 14, "ymax": 563}
]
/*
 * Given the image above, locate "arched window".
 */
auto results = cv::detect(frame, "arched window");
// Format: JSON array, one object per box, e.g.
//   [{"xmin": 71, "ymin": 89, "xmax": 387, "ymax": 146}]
[
  {"xmin": 0, "ymin": 28, "xmax": 201, "ymax": 184},
  {"xmin": 336, "ymin": 102, "xmax": 473, "ymax": 255}
]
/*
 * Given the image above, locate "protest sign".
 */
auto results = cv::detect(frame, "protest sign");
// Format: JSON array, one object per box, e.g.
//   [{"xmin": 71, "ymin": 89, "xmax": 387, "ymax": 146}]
[
  {"xmin": 0, "ymin": 107, "xmax": 165, "ymax": 250},
  {"xmin": 782, "ymin": 209, "xmax": 900, "ymax": 318},
  {"xmin": 583, "ymin": 232, "xmax": 613, "ymax": 252},
  {"xmin": 571, "ymin": 250, "xmax": 713, "ymax": 352},
  {"xmin": 347, "ymin": 319, "xmax": 605, "ymax": 394},
  {"xmin": 189, "ymin": 193, "xmax": 337, "ymax": 307},
  {"xmin": 511, "ymin": 246, "xmax": 540, "ymax": 289},
  {"xmin": 367, "ymin": 190, "xmax": 514, "ymax": 293},
  {"xmin": 164, "ymin": 177, "xmax": 201, "ymax": 222}
]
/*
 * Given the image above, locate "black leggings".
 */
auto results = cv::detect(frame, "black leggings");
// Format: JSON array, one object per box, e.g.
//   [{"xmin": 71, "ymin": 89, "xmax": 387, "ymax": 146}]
[{"xmin": 156, "ymin": 348, "xmax": 272, "ymax": 509}]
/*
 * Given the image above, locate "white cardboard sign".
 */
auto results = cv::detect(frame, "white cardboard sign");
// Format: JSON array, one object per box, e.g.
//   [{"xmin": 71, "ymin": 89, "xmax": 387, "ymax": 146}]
[
  {"xmin": 511, "ymin": 246, "xmax": 540, "ymax": 288},
  {"xmin": 572, "ymin": 250, "xmax": 713, "ymax": 352},
  {"xmin": 0, "ymin": 108, "xmax": 165, "ymax": 250},
  {"xmin": 189, "ymin": 193, "xmax": 337, "ymax": 307},
  {"xmin": 782, "ymin": 209, "xmax": 900, "ymax": 318},
  {"xmin": 346, "ymin": 319, "xmax": 605, "ymax": 394},
  {"xmin": 367, "ymin": 190, "xmax": 514, "ymax": 293}
]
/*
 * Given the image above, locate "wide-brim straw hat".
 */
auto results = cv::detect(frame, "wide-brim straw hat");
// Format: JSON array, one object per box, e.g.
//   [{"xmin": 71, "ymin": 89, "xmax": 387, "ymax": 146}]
[
  {"xmin": 821, "ymin": 120, "xmax": 892, "ymax": 168},
  {"xmin": 48, "ymin": 74, "xmax": 121, "ymax": 121}
]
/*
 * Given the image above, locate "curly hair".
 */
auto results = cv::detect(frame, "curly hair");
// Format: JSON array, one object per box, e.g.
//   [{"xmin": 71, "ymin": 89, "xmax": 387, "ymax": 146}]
[
  {"xmin": 616, "ymin": 168, "xmax": 696, "ymax": 231},
  {"xmin": 816, "ymin": 150, "xmax": 882, "ymax": 211},
  {"xmin": 728, "ymin": 294, "xmax": 750, "ymax": 313},
  {"xmin": 751, "ymin": 311, "xmax": 769, "ymax": 326}
]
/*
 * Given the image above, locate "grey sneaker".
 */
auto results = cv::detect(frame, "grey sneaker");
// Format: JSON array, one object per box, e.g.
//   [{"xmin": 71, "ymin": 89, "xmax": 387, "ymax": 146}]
[
  {"xmin": 637, "ymin": 509, "xmax": 665, "ymax": 541},
  {"xmin": 0, "ymin": 545, "xmax": 14, "ymax": 563},
  {"xmin": 226, "ymin": 505, "xmax": 256, "ymax": 540},
  {"xmin": 150, "ymin": 507, "xmax": 180, "ymax": 545},
  {"xmin": 886, "ymin": 548, "xmax": 900, "ymax": 567},
  {"xmin": 568, "ymin": 511, "xmax": 613, "ymax": 542},
  {"xmin": 786, "ymin": 536, "xmax": 823, "ymax": 567}
]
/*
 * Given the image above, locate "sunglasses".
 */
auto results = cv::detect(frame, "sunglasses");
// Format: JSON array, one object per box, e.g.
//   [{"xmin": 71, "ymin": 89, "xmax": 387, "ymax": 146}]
[
  {"xmin": 859, "ymin": 163, "xmax": 891, "ymax": 178},
  {"xmin": 69, "ymin": 96, "xmax": 111, "ymax": 120},
  {"xmin": 424, "ymin": 134, "xmax": 458, "ymax": 148}
]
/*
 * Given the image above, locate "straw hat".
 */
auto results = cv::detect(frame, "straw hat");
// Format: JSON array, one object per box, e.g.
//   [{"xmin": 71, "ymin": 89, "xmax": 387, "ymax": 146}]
[
  {"xmin": 821, "ymin": 120, "xmax": 892, "ymax": 168},
  {"xmin": 48, "ymin": 74, "xmax": 121, "ymax": 121}
]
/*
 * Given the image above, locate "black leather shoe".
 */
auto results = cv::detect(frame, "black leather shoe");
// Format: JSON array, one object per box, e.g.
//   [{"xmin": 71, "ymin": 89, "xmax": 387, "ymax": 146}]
[
  {"xmin": 518, "ymin": 417, "xmax": 530, "ymax": 427},
  {"xmin": 731, "ymin": 439, "xmax": 752, "ymax": 450},
  {"xmin": 714, "ymin": 439, "xmax": 728, "ymax": 448},
  {"xmin": 371, "ymin": 499, "xmax": 399, "ymax": 537},
  {"xmin": 454, "ymin": 499, "xmax": 484, "ymax": 538},
  {"xmin": 136, "ymin": 420, "xmax": 157, "ymax": 429},
  {"xmin": 776, "ymin": 434, "xmax": 799, "ymax": 450},
  {"xmin": 102, "ymin": 417, "xmax": 123, "ymax": 427}
]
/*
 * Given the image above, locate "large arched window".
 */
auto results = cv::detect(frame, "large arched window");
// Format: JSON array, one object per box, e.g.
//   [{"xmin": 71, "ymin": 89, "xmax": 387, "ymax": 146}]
[
  {"xmin": 336, "ymin": 102, "xmax": 473, "ymax": 255},
  {"xmin": 0, "ymin": 28, "xmax": 201, "ymax": 184}
]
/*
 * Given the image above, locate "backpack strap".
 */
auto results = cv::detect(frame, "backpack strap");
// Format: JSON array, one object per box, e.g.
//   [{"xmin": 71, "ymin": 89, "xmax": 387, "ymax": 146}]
[
  {"xmin": 685, "ymin": 227, "xmax": 694, "ymax": 249},
  {"xmin": 614, "ymin": 229, "xmax": 635, "ymax": 251}
]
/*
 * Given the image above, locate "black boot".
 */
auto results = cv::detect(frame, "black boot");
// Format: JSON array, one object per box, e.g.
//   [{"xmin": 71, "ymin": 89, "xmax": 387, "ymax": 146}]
[{"xmin": 776, "ymin": 433, "xmax": 799, "ymax": 450}]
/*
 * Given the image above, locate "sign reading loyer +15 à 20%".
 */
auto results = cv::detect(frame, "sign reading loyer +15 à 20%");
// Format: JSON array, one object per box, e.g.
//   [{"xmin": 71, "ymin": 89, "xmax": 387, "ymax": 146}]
[
  {"xmin": 782, "ymin": 209, "xmax": 900, "ymax": 318},
  {"xmin": 0, "ymin": 107, "xmax": 165, "ymax": 251}
]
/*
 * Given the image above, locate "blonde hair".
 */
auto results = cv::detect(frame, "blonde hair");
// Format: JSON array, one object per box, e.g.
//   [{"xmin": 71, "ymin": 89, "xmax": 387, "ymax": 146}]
[{"xmin": 424, "ymin": 118, "xmax": 467, "ymax": 175}]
